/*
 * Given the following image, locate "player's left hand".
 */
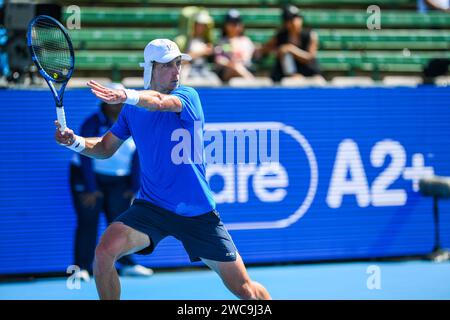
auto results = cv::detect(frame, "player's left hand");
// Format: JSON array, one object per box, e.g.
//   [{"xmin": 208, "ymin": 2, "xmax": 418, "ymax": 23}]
[{"xmin": 87, "ymin": 80, "xmax": 126, "ymax": 104}]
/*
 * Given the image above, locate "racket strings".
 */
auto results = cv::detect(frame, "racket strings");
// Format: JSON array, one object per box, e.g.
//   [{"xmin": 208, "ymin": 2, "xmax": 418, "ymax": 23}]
[{"xmin": 30, "ymin": 19, "xmax": 73, "ymax": 81}]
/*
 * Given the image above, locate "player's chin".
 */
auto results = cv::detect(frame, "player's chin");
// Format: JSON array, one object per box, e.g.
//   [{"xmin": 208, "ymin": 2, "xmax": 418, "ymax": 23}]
[{"xmin": 168, "ymin": 80, "xmax": 179, "ymax": 90}]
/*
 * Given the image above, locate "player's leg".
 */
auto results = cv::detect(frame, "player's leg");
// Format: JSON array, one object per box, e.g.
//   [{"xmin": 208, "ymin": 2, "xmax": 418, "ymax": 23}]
[
  {"xmin": 177, "ymin": 210, "xmax": 270, "ymax": 300},
  {"xmin": 201, "ymin": 253, "xmax": 271, "ymax": 300},
  {"xmin": 93, "ymin": 222, "xmax": 150, "ymax": 300},
  {"xmin": 102, "ymin": 178, "xmax": 154, "ymax": 277}
]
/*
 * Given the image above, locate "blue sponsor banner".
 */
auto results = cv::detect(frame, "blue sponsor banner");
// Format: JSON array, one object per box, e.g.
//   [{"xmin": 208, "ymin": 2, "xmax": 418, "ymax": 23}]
[{"xmin": 0, "ymin": 87, "xmax": 449, "ymax": 274}]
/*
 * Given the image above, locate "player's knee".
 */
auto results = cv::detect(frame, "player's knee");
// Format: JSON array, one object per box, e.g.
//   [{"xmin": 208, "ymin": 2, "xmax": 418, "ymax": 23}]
[
  {"xmin": 95, "ymin": 224, "xmax": 129, "ymax": 261},
  {"xmin": 232, "ymin": 280, "xmax": 256, "ymax": 300},
  {"xmin": 94, "ymin": 244, "xmax": 113, "ymax": 266},
  {"xmin": 94, "ymin": 241, "xmax": 120, "ymax": 270}
]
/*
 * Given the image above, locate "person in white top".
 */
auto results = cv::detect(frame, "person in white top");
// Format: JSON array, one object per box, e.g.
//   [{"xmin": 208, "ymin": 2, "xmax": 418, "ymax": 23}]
[
  {"xmin": 214, "ymin": 9, "xmax": 256, "ymax": 82},
  {"xmin": 175, "ymin": 8, "xmax": 220, "ymax": 82}
]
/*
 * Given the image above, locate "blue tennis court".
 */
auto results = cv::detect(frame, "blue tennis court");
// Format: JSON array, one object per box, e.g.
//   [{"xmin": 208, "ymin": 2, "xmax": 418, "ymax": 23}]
[{"xmin": 1, "ymin": 260, "xmax": 449, "ymax": 300}]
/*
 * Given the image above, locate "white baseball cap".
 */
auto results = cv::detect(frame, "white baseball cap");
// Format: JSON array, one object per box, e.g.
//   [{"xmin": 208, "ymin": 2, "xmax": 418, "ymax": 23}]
[
  {"xmin": 139, "ymin": 39, "xmax": 192, "ymax": 89},
  {"xmin": 195, "ymin": 11, "xmax": 213, "ymax": 24}
]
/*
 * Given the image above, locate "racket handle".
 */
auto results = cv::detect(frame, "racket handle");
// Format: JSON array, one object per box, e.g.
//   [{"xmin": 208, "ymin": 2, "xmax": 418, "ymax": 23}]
[{"xmin": 56, "ymin": 107, "xmax": 67, "ymax": 132}]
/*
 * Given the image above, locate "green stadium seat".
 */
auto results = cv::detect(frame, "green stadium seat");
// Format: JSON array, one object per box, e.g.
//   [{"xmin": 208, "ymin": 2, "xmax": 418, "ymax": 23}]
[
  {"xmin": 75, "ymin": 50, "xmax": 351, "ymax": 71},
  {"xmin": 290, "ymin": 0, "xmax": 415, "ymax": 5},
  {"xmin": 59, "ymin": 0, "xmax": 279, "ymax": 6},
  {"xmin": 363, "ymin": 51, "xmax": 450, "ymax": 65},
  {"xmin": 69, "ymin": 28, "xmax": 179, "ymax": 49},
  {"xmin": 63, "ymin": 7, "xmax": 450, "ymax": 28},
  {"xmin": 76, "ymin": 51, "xmax": 143, "ymax": 69},
  {"xmin": 319, "ymin": 30, "xmax": 450, "ymax": 50},
  {"xmin": 361, "ymin": 51, "xmax": 450, "ymax": 72},
  {"xmin": 74, "ymin": 50, "xmax": 450, "ymax": 75}
]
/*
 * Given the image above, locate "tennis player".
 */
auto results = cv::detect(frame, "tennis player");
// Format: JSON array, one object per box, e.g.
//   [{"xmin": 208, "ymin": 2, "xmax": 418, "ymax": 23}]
[{"xmin": 55, "ymin": 39, "xmax": 271, "ymax": 300}]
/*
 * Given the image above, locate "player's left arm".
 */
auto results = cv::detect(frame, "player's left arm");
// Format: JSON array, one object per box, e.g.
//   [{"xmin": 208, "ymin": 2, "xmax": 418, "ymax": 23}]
[
  {"xmin": 132, "ymin": 90, "xmax": 182, "ymax": 112},
  {"xmin": 87, "ymin": 80, "xmax": 182, "ymax": 113}
]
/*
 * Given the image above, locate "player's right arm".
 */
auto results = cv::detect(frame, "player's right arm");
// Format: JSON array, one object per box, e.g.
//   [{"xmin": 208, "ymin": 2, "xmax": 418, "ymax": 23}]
[{"xmin": 55, "ymin": 120, "xmax": 123, "ymax": 159}]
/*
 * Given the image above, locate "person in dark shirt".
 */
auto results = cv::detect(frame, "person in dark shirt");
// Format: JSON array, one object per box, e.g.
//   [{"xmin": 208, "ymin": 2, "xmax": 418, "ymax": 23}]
[
  {"xmin": 70, "ymin": 83, "xmax": 153, "ymax": 281},
  {"xmin": 257, "ymin": 5, "xmax": 325, "ymax": 83}
]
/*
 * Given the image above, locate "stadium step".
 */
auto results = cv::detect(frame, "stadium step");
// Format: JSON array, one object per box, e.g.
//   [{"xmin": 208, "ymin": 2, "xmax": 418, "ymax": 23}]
[
  {"xmin": 59, "ymin": 0, "xmax": 415, "ymax": 6},
  {"xmin": 68, "ymin": 28, "xmax": 450, "ymax": 51},
  {"xmin": 73, "ymin": 50, "xmax": 450, "ymax": 73}
]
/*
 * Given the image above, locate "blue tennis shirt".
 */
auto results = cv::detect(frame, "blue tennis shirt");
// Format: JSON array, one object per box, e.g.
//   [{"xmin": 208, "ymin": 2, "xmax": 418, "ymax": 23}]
[{"xmin": 110, "ymin": 85, "xmax": 216, "ymax": 216}]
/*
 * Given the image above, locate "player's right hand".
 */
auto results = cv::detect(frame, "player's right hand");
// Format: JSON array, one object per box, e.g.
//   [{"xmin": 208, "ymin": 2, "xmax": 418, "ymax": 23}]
[{"xmin": 54, "ymin": 120, "xmax": 75, "ymax": 146}]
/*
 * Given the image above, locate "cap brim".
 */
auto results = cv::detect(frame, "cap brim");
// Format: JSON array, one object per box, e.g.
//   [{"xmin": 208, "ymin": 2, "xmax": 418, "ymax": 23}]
[
  {"xmin": 181, "ymin": 53, "xmax": 192, "ymax": 61},
  {"xmin": 158, "ymin": 52, "xmax": 192, "ymax": 63}
]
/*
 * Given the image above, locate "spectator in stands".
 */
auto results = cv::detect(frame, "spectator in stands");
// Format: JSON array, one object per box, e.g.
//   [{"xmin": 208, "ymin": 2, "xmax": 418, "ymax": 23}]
[
  {"xmin": 214, "ymin": 9, "xmax": 255, "ymax": 82},
  {"xmin": 0, "ymin": 27, "xmax": 10, "ymax": 83},
  {"xmin": 0, "ymin": 3, "xmax": 11, "ymax": 83},
  {"xmin": 70, "ymin": 83, "xmax": 153, "ymax": 281},
  {"xmin": 257, "ymin": 4, "xmax": 325, "ymax": 83},
  {"xmin": 423, "ymin": 58, "xmax": 450, "ymax": 83},
  {"xmin": 417, "ymin": 0, "xmax": 450, "ymax": 12},
  {"xmin": 175, "ymin": 8, "xmax": 220, "ymax": 82}
]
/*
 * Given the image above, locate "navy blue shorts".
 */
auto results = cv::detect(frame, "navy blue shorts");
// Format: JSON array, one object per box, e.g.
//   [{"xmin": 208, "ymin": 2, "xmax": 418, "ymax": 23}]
[{"xmin": 114, "ymin": 199, "xmax": 238, "ymax": 263}]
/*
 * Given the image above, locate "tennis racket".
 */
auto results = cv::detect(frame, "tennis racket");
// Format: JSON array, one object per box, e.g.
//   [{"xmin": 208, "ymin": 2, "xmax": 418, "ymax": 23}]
[{"xmin": 27, "ymin": 15, "xmax": 75, "ymax": 132}]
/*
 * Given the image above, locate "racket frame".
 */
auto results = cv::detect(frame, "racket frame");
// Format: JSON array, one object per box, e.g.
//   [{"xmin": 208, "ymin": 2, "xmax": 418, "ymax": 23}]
[{"xmin": 27, "ymin": 15, "xmax": 75, "ymax": 131}]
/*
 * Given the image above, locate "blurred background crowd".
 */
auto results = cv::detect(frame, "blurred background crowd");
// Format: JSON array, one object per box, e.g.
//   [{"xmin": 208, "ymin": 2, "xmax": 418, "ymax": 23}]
[{"xmin": 0, "ymin": 0, "xmax": 449, "ymax": 88}]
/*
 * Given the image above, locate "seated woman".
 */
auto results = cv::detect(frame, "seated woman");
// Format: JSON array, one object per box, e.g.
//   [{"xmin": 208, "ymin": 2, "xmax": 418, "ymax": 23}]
[
  {"xmin": 175, "ymin": 8, "xmax": 219, "ymax": 82},
  {"xmin": 214, "ymin": 9, "xmax": 256, "ymax": 82},
  {"xmin": 258, "ymin": 5, "xmax": 325, "ymax": 83}
]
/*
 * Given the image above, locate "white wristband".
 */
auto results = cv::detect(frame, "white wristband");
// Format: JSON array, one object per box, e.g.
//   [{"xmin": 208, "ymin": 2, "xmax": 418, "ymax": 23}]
[
  {"xmin": 124, "ymin": 89, "xmax": 140, "ymax": 105},
  {"xmin": 66, "ymin": 136, "xmax": 86, "ymax": 153}
]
